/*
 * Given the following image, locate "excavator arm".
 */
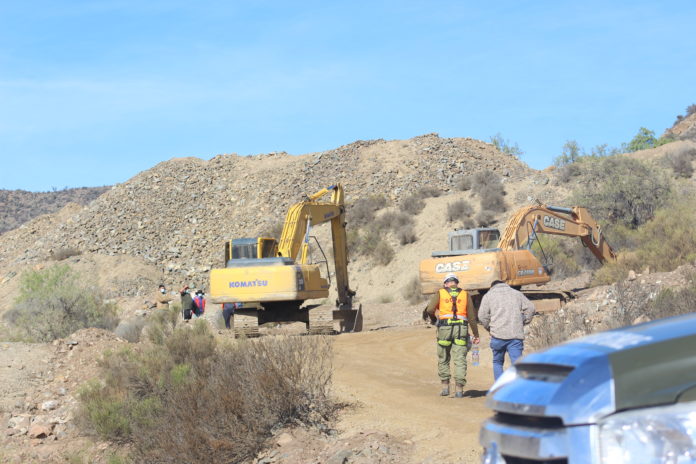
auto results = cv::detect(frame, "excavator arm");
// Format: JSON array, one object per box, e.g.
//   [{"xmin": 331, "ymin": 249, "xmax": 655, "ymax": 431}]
[
  {"xmin": 277, "ymin": 184, "xmax": 355, "ymax": 309},
  {"xmin": 498, "ymin": 204, "xmax": 616, "ymax": 262}
]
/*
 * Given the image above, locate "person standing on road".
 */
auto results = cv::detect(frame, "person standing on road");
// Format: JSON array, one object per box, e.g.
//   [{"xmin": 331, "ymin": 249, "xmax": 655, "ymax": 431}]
[
  {"xmin": 478, "ymin": 280, "xmax": 535, "ymax": 381},
  {"xmin": 424, "ymin": 273, "xmax": 480, "ymax": 398},
  {"xmin": 180, "ymin": 285, "xmax": 195, "ymax": 322},
  {"xmin": 193, "ymin": 290, "xmax": 206, "ymax": 317}
]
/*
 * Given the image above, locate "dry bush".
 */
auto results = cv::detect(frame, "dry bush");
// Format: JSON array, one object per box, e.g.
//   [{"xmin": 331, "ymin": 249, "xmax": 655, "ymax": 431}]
[
  {"xmin": 476, "ymin": 210, "xmax": 496, "ymax": 227},
  {"xmin": 4, "ymin": 264, "xmax": 119, "ymax": 342},
  {"xmin": 472, "ymin": 170, "xmax": 501, "ymax": 190},
  {"xmin": 528, "ymin": 277, "xmax": 696, "ymax": 350},
  {"xmin": 647, "ymin": 277, "xmax": 696, "ymax": 320},
  {"xmin": 460, "ymin": 217, "xmax": 476, "ymax": 229},
  {"xmin": 397, "ymin": 226, "xmax": 417, "ymax": 245},
  {"xmin": 350, "ymin": 195, "xmax": 388, "ymax": 227},
  {"xmin": 51, "ymin": 247, "xmax": 82, "ymax": 261},
  {"xmin": 667, "ymin": 147, "xmax": 695, "ymax": 178},
  {"xmin": 403, "ymin": 275, "xmax": 426, "ymax": 305},
  {"xmin": 479, "ymin": 186, "xmax": 506, "ymax": 212},
  {"xmin": 402, "ymin": 195, "xmax": 425, "ymax": 215},
  {"xmin": 79, "ymin": 323, "xmax": 335, "ymax": 463},
  {"xmin": 114, "ymin": 318, "xmax": 147, "ymax": 343},
  {"xmin": 472, "ymin": 171, "xmax": 506, "ymax": 212},
  {"xmin": 373, "ymin": 240, "xmax": 395, "ymax": 266},
  {"xmin": 456, "ymin": 176, "xmax": 472, "ymax": 191},
  {"xmin": 375, "ymin": 211, "xmax": 414, "ymax": 232},
  {"xmin": 446, "ymin": 199, "xmax": 473, "ymax": 222},
  {"xmin": 417, "ymin": 186, "xmax": 442, "ymax": 198}
]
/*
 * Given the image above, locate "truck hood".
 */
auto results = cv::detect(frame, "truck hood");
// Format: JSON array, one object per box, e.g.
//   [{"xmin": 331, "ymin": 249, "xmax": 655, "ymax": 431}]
[{"xmin": 486, "ymin": 313, "xmax": 696, "ymax": 425}]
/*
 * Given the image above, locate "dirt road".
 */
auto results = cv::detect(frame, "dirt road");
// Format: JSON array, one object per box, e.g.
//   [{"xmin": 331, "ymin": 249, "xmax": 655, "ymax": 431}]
[{"xmin": 332, "ymin": 325, "xmax": 497, "ymax": 464}]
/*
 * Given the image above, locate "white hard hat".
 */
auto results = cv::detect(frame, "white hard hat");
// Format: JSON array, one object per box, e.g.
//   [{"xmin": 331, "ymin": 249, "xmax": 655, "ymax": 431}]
[{"xmin": 443, "ymin": 273, "xmax": 459, "ymax": 284}]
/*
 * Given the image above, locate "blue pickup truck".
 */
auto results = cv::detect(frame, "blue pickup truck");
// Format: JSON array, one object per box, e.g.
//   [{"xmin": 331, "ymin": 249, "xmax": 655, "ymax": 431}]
[{"xmin": 479, "ymin": 312, "xmax": 696, "ymax": 463}]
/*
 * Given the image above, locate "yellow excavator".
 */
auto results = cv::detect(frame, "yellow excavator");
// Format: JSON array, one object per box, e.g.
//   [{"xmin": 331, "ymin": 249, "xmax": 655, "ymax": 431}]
[
  {"xmin": 419, "ymin": 204, "xmax": 616, "ymax": 312},
  {"xmin": 209, "ymin": 184, "xmax": 360, "ymax": 336}
]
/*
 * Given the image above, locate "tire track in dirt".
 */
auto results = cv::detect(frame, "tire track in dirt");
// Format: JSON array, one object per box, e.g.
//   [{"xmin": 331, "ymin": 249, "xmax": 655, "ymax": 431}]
[{"xmin": 332, "ymin": 326, "xmax": 496, "ymax": 464}]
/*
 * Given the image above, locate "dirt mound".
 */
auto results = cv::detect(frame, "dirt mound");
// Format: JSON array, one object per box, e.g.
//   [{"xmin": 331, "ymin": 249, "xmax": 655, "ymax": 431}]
[{"xmin": 0, "ymin": 134, "xmax": 531, "ymax": 306}]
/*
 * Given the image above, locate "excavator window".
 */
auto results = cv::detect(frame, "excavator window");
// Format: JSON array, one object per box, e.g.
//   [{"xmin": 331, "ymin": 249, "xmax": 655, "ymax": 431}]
[
  {"xmin": 479, "ymin": 230, "xmax": 500, "ymax": 249},
  {"xmin": 259, "ymin": 238, "xmax": 277, "ymax": 258},
  {"xmin": 451, "ymin": 234, "xmax": 474, "ymax": 251}
]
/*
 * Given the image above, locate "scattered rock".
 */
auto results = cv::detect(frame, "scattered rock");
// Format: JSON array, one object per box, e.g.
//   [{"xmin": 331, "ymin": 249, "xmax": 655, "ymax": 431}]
[
  {"xmin": 28, "ymin": 423, "xmax": 52, "ymax": 439},
  {"xmin": 276, "ymin": 432, "xmax": 294, "ymax": 446}
]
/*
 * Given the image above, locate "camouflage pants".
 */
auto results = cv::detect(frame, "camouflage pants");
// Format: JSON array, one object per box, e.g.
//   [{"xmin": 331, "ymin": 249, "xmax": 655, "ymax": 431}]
[{"xmin": 437, "ymin": 323, "xmax": 469, "ymax": 385}]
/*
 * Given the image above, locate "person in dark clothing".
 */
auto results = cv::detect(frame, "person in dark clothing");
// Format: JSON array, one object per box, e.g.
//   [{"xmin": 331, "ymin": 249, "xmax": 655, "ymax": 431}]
[
  {"xmin": 222, "ymin": 303, "xmax": 238, "ymax": 329},
  {"xmin": 180, "ymin": 285, "xmax": 195, "ymax": 321}
]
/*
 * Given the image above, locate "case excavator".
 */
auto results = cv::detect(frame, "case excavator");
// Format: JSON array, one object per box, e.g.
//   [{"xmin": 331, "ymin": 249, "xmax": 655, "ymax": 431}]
[
  {"xmin": 419, "ymin": 204, "xmax": 616, "ymax": 312},
  {"xmin": 209, "ymin": 184, "xmax": 360, "ymax": 336}
]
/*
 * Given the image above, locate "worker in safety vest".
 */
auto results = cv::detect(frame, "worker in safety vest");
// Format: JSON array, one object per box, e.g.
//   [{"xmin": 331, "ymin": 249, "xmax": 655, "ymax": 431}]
[{"xmin": 424, "ymin": 273, "xmax": 480, "ymax": 398}]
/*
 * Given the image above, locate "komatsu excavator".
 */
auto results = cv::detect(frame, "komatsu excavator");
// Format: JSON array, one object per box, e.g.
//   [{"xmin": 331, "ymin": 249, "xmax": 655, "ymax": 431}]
[
  {"xmin": 209, "ymin": 184, "xmax": 360, "ymax": 336},
  {"xmin": 419, "ymin": 204, "xmax": 616, "ymax": 312}
]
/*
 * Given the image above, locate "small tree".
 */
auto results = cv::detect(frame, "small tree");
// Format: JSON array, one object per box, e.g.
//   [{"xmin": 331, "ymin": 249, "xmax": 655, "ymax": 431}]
[{"xmin": 572, "ymin": 156, "xmax": 671, "ymax": 228}]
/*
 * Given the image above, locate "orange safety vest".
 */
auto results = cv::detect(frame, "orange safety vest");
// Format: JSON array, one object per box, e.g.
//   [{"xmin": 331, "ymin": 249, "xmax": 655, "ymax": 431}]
[{"xmin": 437, "ymin": 288, "xmax": 468, "ymax": 320}]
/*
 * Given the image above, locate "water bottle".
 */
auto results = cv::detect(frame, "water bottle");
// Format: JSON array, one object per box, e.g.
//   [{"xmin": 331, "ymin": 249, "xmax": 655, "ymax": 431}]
[{"xmin": 472, "ymin": 342, "xmax": 480, "ymax": 366}]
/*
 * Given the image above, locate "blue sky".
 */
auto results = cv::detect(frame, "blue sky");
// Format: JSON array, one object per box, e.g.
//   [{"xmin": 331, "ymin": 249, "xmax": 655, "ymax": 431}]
[{"xmin": 1, "ymin": 1, "xmax": 694, "ymax": 191}]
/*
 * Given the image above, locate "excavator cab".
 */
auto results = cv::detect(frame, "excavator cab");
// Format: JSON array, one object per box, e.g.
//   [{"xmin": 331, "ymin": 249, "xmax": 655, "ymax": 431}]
[
  {"xmin": 224, "ymin": 238, "xmax": 278, "ymax": 264},
  {"xmin": 433, "ymin": 228, "xmax": 501, "ymax": 257}
]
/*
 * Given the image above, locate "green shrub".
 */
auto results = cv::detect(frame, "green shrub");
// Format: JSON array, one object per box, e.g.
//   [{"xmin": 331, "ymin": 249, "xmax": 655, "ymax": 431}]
[
  {"xmin": 622, "ymin": 127, "xmax": 672, "ymax": 152},
  {"xmin": 446, "ymin": 199, "xmax": 473, "ymax": 222},
  {"xmin": 472, "ymin": 170, "xmax": 506, "ymax": 212},
  {"xmin": 3, "ymin": 264, "xmax": 119, "ymax": 342},
  {"xmin": 592, "ymin": 196, "xmax": 696, "ymax": 285},
  {"xmin": 78, "ymin": 326, "xmax": 335, "ymax": 463},
  {"xmin": 489, "ymin": 133, "xmax": 524, "ymax": 158},
  {"xmin": 572, "ymin": 156, "xmax": 671, "ymax": 228},
  {"xmin": 531, "ymin": 236, "xmax": 582, "ymax": 279}
]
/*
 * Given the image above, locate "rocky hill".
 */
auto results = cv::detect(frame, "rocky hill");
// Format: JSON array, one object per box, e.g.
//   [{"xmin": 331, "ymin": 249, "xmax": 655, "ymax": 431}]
[
  {"xmin": 0, "ymin": 133, "xmax": 539, "ymax": 309},
  {"xmin": 0, "ymin": 187, "xmax": 109, "ymax": 235}
]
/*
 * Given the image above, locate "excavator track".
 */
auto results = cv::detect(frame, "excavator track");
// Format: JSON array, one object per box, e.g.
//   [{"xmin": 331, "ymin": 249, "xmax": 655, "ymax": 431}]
[
  {"xmin": 307, "ymin": 306, "xmax": 335, "ymax": 335},
  {"xmin": 232, "ymin": 311, "xmax": 260, "ymax": 338}
]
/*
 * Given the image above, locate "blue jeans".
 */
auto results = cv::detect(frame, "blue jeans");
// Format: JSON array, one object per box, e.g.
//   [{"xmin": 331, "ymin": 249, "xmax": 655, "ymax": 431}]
[{"xmin": 490, "ymin": 337, "xmax": 524, "ymax": 381}]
